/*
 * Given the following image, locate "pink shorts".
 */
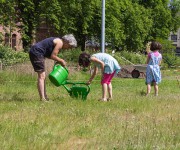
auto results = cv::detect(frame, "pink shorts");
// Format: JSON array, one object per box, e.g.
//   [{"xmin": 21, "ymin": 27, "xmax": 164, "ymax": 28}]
[{"xmin": 101, "ymin": 71, "xmax": 115, "ymax": 85}]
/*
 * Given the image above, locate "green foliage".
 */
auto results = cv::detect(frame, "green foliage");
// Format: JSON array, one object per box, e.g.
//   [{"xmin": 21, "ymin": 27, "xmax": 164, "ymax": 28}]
[
  {"xmin": 151, "ymin": 4, "xmax": 172, "ymax": 39},
  {"xmin": 154, "ymin": 38, "xmax": 180, "ymax": 68},
  {"xmin": 58, "ymin": 48, "xmax": 82, "ymax": 62},
  {"xmin": 113, "ymin": 51, "xmax": 147, "ymax": 65},
  {"xmin": 15, "ymin": 0, "xmax": 42, "ymax": 48},
  {"xmin": 0, "ymin": 0, "xmax": 16, "ymax": 27},
  {"xmin": 40, "ymin": 1, "xmax": 62, "ymax": 32},
  {"xmin": 156, "ymin": 38, "xmax": 176, "ymax": 53},
  {"xmin": 0, "ymin": 45, "xmax": 29, "ymax": 66},
  {"xmin": 0, "ymin": 0, "xmax": 179, "ymax": 52},
  {"xmin": 169, "ymin": 0, "xmax": 180, "ymax": 32},
  {"xmin": 163, "ymin": 53, "xmax": 180, "ymax": 68},
  {"xmin": 121, "ymin": 2, "xmax": 152, "ymax": 51},
  {"xmin": 0, "ymin": 0, "xmax": 5, "ymax": 3},
  {"xmin": 105, "ymin": 1, "xmax": 126, "ymax": 47}
]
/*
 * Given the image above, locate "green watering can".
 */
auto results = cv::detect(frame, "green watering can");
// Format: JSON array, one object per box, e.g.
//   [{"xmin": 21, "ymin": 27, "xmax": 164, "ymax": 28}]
[
  {"xmin": 49, "ymin": 64, "xmax": 68, "ymax": 86},
  {"xmin": 49, "ymin": 65, "xmax": 90, "ymax": 100},
  {"xmin": 61, "ymin": 81, "xmax": 90, "ymax": 100}
]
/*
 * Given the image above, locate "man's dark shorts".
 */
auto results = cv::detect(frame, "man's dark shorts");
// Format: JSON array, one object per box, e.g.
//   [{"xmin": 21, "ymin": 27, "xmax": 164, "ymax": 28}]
[{"xmin": 29, "ymin": 52, "xmax": 45, "ymax": 72}]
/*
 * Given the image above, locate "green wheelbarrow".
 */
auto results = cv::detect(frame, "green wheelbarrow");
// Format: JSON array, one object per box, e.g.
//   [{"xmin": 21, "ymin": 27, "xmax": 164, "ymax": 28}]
[{"xmin": 49, "ymin": 64, "xmax": 90, "ymax": 100}]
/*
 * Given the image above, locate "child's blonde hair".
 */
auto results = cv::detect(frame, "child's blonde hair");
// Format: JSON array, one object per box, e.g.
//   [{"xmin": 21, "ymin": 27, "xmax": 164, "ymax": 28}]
[{"xmin": 146, "ymin": 42, "xmax": 151, "ymax": 53}]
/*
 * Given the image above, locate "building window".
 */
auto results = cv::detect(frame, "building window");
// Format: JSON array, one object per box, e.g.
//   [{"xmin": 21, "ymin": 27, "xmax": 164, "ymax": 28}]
[
  {"xmin": 4, "ymin": 33, "xmax": 17, "ymax": 50},
  {"xmin": 12, "ymin": 34, "xmax": 17, "ymax": 50},
  {"xmin": 4, "ymin": 33, "xmax": 9, "ymax": 46},
  {"xmin": 176, "ymin": 47, "xmax": 180, "ymax": 53},
  {"xmin": 171, "ymin": 35, "xmax": 177, "ymax": 42}
]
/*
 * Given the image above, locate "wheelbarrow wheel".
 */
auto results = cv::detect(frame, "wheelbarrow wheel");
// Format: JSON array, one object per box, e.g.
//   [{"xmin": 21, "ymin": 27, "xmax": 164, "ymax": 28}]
[{"xmin": 131, "ymin": 69, "xmax": 140, "ymax": 78}]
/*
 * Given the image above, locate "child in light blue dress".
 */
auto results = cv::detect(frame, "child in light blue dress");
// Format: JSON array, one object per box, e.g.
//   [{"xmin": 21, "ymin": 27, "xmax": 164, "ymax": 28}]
[{"xmin": 146, "ymin": 41, "xmax": 162, "ymax": 96}]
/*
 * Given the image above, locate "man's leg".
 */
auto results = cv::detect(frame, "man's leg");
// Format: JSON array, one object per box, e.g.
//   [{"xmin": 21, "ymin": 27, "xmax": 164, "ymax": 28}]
[{"xmin": 37, "ymin": 71, "xmax": 46, "ymax": 100}]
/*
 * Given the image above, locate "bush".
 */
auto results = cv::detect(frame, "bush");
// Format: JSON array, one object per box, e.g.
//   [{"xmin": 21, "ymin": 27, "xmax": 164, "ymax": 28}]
[
  {"xmin": 113, "ymin": 51, "xmax": 147, "ymax": 65},
  {"xmin": 0, "ymin": 45, "xmax": 29, "ymax": 66},
  {"xmin": 163, "ymin": 53, "xmax": 180, "ymax": 68},
  {"xmin": 1, "ymin": 44, "xmax": 180, "ymax": 69},
  {"xmin": 58, "ymin": 48, "xmax": 82, "ymax": 62}
]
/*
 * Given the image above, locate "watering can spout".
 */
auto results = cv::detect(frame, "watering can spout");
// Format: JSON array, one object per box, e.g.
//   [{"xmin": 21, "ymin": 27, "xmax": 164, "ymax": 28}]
[{"xmin": 62, "ymin": 84, "xmax": 72, "ymax": 93}]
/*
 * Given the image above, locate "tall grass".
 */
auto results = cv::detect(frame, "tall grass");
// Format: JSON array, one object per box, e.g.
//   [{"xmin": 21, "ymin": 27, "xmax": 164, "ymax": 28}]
[{"xmin": 0, "ymin": 70, "xmax": 180, "ymax": 150}]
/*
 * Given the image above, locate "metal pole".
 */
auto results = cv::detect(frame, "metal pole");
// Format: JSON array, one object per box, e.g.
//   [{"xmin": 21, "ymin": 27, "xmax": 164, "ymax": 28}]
[{"xmin": 101, "ymin": 0, "xmax": 105, "ymax": 53}]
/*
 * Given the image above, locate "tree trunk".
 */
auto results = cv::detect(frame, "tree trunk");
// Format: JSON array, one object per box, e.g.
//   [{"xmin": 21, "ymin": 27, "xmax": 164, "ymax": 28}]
[{"xmin": 81, "ymin": 34, "xmax": 86, "ymax": 51}]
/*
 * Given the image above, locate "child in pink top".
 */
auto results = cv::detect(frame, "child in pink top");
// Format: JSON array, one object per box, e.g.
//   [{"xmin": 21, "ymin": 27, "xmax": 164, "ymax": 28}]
[{"xmin": 146, "ymin": 41, "xmax": 162, "ymax": 96}]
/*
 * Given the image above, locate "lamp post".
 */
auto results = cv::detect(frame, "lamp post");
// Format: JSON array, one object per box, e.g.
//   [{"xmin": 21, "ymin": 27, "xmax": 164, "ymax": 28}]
[{"xmin": 101, "ymin": 0, "xmax": 105, "ymax": 53}]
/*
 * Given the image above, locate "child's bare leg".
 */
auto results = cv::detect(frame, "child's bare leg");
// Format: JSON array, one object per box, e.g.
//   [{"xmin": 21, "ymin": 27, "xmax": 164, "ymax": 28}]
[
  {"xmin": 154, "ymin": 82, "xmax": 158, "ymax": 96},
  {"xmin": 107, "ymin": 83, "xmax": 112, "ymax": 99},
  {"xmin": 146, "ymin": 84, "xmax": 151, "ymax": 95},
  {"xmin": 102, "ymin": 83, "xmax": 108, "ymax": 100}
]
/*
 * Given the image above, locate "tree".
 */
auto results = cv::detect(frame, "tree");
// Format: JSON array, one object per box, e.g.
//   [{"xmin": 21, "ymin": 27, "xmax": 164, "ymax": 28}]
[
  {"xmin": 15, "ymin": 0, "xmax": 46, "ymax": 50},
  {"xmin": 1, "ymin": 0, "xmax": 63, "ymax": 50},
  {"xmin": 135, "ymin": 0, "xmax": 179, "ymax": 39},
  {"xmin": 0, "ymin": 0, "xmax": 179, "ymax": 53},
  {"xmin": 105, "ymin": 0, "xmax": 126, "ymax": 49},
  {"xmin": 169, "ymin": 0, "xmax": 180, "ymax": 32},
  {"xmin": 58, "ymin": 0, "xmax": 102, "ymax": 51},
  {"xmin": 105, "ymin": 0, "xmax": 152, "ymax": 52}
]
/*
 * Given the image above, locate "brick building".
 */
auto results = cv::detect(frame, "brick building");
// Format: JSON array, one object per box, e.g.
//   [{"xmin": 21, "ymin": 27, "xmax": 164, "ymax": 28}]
[
  {"xmin": 0, "ymin": 25, "xmax": 23, "ymax": 50},
  {"xmin": 0, "ymin": 23, "xmax": 58, "ymax": 51}
]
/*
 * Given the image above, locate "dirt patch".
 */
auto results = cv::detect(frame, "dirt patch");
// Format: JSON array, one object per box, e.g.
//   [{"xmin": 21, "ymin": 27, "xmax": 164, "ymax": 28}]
[{"xmin": 117, "ymin": 65, "xmax": 134, "ymax": 78}]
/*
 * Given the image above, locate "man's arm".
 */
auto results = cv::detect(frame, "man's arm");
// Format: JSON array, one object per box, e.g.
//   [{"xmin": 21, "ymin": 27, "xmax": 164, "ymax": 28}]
[{"xmin": 50, "ymin": 38, "xmax": 66, "ymax": 67}]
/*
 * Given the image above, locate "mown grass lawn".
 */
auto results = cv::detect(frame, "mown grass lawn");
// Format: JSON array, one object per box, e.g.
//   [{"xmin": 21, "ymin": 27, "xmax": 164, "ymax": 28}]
[{"xmin": 0, "ymin": 70, "xmax": 179, "ymax": 150}]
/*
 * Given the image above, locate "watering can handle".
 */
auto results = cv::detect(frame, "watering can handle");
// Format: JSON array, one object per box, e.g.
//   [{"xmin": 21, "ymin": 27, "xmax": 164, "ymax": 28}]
[
  {"xmin": 74, "ymin": 82, "xmax": 90, "ymax": 93},
  {"xmin": 53, "ymin": 64, "xmax": 69, "ymax": 73},
  {"xmin": 62, "ymin": 81, "xmax": 90, "ymax": 93},
  {"xmin": 63, "ymin": 81, "xmax": 88, "ymax": 85}
]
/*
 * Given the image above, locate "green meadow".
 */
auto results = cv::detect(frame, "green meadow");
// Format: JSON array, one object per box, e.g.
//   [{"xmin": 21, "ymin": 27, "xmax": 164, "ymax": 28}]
[{"xmin": 0, "ymin": 70, "xmax": 179, "ymax": 150}]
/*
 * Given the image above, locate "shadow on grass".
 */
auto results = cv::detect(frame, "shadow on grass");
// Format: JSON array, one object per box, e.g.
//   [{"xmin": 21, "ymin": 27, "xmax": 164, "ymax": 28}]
[
  {"xmin": 0, "ymin": 92, "xmax": 27, "ymax": 102},
  {"xmin": 11, "ymin": 92, "xmax": 26, "ymax": 102},
  {"xmin": 140, "ymin": 90, "xmax": 146, "ymax": 96}
]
